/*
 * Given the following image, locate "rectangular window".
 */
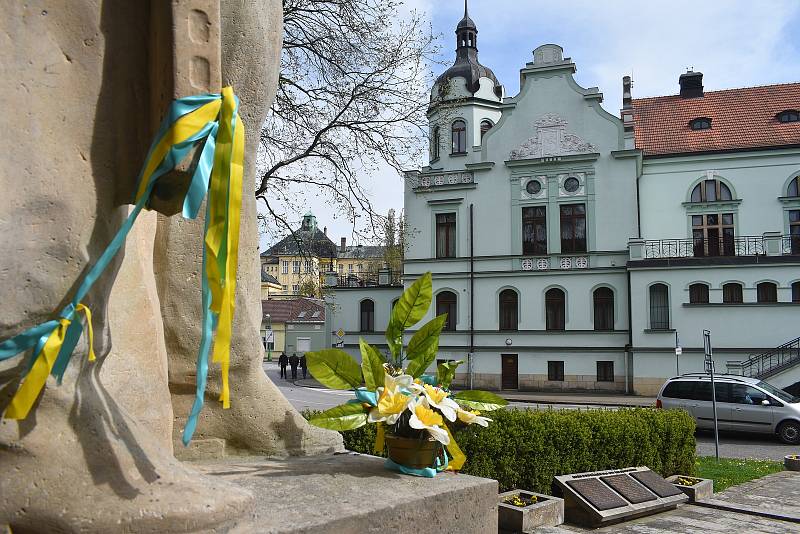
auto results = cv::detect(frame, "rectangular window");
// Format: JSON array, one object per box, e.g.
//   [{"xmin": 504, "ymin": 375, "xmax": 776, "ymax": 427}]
[
  {"xmin": 305, "ymin": 260, "xmax": 313, "ymax": 273},
  {"xmin": 348, "ymin": 264, "xmax": 353, "ymax": 272},
  {"xmin": 436, "ymin": 213, "xmax": 456, "ymax": 258},
  {"xmin": 560, "ymin": 204, "xmax": 586, "ymax": 253},
  {"xmin": 292, "ymin": 260, "xmax": 300, "ymax": 273},
  {"xmin": 282, "ymin": 285, "xmax": 288, "ymax": 291},
  {"xmin": 547, "ymin": 361, "xmax": 565, "ymax": 382},
  {"xmin": 597, "ymin": 361, "xmax": 614, "ymax": 382},
  {"xmin": 790, "ymin": 210, "xmax": 800, "ymax": 255},
  {"xmin": 689, "ymin": 284, "xmax": 709, "ymax": 304},
  {"xmin": 338, "ymin": 264, "xmax": 343, "ymax": 274},
  {"xmin": 692, "ymin": 213, "xmax": 734, "ymax": 257},
  {"xmin": 292, "ymin": 285, "xmax": 299, "ymax": 293},
  {"xmin": 358, "ymin": 264, "xmax": 363, "ymax": 273},
  {"xmin": 649, "ymin": 284, "xmax": 670, "ymax": 330},
  {"xmin": 281, "ymin": 261, "xmax": 289, "ymax": 274},
  {"xmin": 522, "ymin": 206, "xmax": 547, "ymax": 255}
]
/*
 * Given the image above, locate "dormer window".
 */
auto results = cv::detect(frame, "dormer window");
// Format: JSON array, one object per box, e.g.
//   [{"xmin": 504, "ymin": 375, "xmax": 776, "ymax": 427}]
[
  {"xmin": 690, "ymin": 179, "xmax": 732, "ymax": 203},
  {"xmin": 690, "ymin": 117, "xmax": 712, "ymax": 130},
  {"xmin": 777, "ymin": 110, "xmax": 800, "ymax": 123}
]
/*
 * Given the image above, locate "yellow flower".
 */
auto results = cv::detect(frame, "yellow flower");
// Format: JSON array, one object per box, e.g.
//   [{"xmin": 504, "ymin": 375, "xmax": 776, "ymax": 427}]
[
  {"xmin": 420, "ymin": 383, "xmax": 459, "ymax": 422},
  {"xmin": 456, "ymin": 408, "xmax": 491, "ymax": 427},
  {"xmin": 368, "ymin": 388, "xmax": 410, "ymax": 425},
  {"xmin": 409, "ymin": 398, "xmax": 450, "ymax": 445}
]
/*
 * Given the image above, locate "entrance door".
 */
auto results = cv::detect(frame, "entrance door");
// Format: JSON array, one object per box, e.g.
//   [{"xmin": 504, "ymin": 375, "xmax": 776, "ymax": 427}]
[
  {"xmin": 501, "ymin": 354, "xmax": 518, "ymax": 390},
  {"xmin": 297, "ymin": 337, "xmax": 311, "ymax": 353}
]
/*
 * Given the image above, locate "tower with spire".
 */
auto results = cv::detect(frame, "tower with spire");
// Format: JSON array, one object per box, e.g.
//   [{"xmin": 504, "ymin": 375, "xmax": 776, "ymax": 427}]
[{"xmin": 427, "ymin": 1, "xmax": 504, "ymax": 170}]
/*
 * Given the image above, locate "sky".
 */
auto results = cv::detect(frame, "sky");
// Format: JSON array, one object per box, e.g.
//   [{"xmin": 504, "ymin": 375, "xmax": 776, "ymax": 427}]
[{"xmin": 261, "ymin": 0, "xmax": 800, "ymax": 250}]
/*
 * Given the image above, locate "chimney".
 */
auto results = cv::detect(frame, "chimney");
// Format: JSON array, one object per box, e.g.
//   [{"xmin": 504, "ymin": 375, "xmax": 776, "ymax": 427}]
[
  {"xmin": 340, "ymin": 237, "xmax": 346, "ymax": 253},
  {"xmin": 679, "ymin": 71, "xmax": 703, "ymax": 98},
  {"xmin": 621, "ymin": 76, "xmax": 635, "ymax": 149},
  {"xmin": 323, "ymin": 226, "xmax": 327, "ymax": 235}
]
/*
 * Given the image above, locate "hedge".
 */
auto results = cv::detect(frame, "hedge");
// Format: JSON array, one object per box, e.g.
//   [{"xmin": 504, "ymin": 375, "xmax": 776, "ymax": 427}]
[{"xmin": 304, "ymin": 407, "xmax": 696, "ymax": 494}]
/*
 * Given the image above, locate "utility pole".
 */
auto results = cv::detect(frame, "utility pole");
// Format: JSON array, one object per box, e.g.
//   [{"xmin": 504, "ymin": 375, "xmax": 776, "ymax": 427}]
[
  {"xmin": 674, "ymin": 331, "xmax": 681, "ymax": 376},
  {"xmin": 704, "ymin": 329, "xmax": 720, "ymax": 461}
]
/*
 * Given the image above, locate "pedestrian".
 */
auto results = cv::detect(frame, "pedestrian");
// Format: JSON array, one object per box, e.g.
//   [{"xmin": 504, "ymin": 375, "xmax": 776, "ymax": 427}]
[
  {"xmin": 300, "ymin": 354, "xmax": 307, "ymax": 379},
  {"xmin": 289, "ymin": 353, "xmax": 300, "ymax": 380},
  {"xmin": 278, "ymin": 352, "xmax": 288, "ymax": 379}
]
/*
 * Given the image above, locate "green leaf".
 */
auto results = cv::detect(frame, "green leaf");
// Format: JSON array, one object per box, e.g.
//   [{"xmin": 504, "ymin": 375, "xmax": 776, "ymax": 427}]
[
  {"xmin": 390, "ymin": 272, "xmax": 432, "ymax": 331},
  {"xmin": 404, "ymin": 314, "xmax": 446, "ymax": 378},
  {"xmin": 359, "ymin": 338, "xmax": 385, "ymax": 390},
  {"xmin": 436, "ymin": 359, "xmax": 464, "ymax": 389},
  {"xmin": 452, "ymin": 390, "xmax": 509, "ymax": 412},
  {"xmin": 306, "ymin": 349, "xmax": 363, "ymax": 390},
  {"xmin": 309, "ymin": 402, "xmax": 369, "ymax": 431},
  {"xmin": 385, "ymin": 317, "xmax": 402, "ymax": 361}
]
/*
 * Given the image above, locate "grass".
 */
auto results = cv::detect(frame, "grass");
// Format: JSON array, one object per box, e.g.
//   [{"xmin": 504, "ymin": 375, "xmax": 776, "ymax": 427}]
[{"xmin": 695, "ymin": 456, "xmax": 784, "ymax": 492}]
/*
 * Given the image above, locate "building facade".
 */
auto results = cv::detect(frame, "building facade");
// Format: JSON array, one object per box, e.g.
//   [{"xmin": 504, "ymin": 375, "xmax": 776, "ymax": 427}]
[{"xmin": 326, "ymin": 7, "xmax": 800, "ymax": 395}]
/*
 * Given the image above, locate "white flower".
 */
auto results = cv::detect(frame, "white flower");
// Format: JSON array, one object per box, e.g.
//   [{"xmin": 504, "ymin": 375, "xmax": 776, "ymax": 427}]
[
  {"xmin": 420, "ymin": 383, "xmax": 459, "ymax": 422},
  {"xmin": 409, "ymin": 398, "xmax": 450, "ymax": 445},
  {"xmin": 457, "ymin": 408, "xmax": 491, "ymax": 427}
]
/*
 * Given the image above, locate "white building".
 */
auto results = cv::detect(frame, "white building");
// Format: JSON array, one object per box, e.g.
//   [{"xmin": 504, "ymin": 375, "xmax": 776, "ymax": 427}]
[{"xmin": 326, "ymin": 7, "xmax": 800, "ymax": 396}]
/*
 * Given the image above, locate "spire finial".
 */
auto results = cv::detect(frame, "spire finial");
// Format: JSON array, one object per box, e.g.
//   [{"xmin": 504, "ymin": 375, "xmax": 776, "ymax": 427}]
[{"xmin": 464, "ymin": 0, "xmax": 469, "ymax": 17}]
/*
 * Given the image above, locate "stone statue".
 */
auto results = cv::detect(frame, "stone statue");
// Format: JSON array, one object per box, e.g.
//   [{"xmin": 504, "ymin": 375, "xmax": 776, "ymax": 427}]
[{"xmin": 0, "ymin": 1, "xmax": 340, "ymax": 530}]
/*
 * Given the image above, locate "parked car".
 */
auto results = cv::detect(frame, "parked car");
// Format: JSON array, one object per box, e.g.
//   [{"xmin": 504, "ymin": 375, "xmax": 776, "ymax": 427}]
[{"xmin": 656, "ymin": 373, "xmax": 800, "ymax": 444}]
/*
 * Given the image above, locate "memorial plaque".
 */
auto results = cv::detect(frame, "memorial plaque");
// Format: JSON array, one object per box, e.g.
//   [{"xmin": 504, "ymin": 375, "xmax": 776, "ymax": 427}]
[
  {"xmin": 631, "ymin": 470, "xmax": 684, "ymax": 498},
  {"xmin": 600, "ymin": 474, "xmax": 657, "ymax": 504},
  {"xmin": 565, "ymin": 478, "xmax": 627, "ymax": 511}
]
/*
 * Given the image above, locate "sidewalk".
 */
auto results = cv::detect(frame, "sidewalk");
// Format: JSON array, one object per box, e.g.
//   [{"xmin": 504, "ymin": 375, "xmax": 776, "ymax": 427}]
[{"xmin": 289, "ymin": 372, "xmax": 655, "ymax": 408}]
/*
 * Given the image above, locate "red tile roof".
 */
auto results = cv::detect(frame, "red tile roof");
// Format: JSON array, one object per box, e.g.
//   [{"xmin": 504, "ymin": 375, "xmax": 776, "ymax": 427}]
[
  {"xmin": 632, "ymin": 82, "xmax": 800, "ymax": 157},
  {"xmin": 261, "ymin": 298, "xmax": 325, "ymax": 323}
]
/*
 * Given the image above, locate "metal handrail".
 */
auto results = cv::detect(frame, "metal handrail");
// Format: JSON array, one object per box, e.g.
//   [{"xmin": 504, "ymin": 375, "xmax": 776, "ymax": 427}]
[
  {"xmin": 729, "ymin": 336, "xmax": 800, "ymax": 379},
  {"xmin": 783, "ymin": 235, "xmax": 800, "ymax": 255},
  {"xmin": 336, "ymin": 270, "xmax": 402, "ymax": 287},
  {"xmin": 642, "ymin": 236, "xmax": 766, "ymax": 259}
]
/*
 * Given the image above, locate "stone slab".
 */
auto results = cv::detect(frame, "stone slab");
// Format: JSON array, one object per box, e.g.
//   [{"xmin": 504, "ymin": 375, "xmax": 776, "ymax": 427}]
[
  {"xmin": 498, "ymin": 490, "xmax": 564, "ymax": 531},
  {"xmin": 692, "ymin": 471, "xmax": 800, "ymax": 523},
  {"xmin": 554, "ymin": 467, "xmax": 687, "ymax": 527},
  {"xmin": 192, "ymin": 452, "xmax": 498, "ymax": 533}
]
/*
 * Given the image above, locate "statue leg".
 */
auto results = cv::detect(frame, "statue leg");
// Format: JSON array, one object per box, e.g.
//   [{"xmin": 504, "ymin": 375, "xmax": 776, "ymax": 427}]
[{"xmin": 156, "ymin": 0, "xmax": 342, "ymax": 459}]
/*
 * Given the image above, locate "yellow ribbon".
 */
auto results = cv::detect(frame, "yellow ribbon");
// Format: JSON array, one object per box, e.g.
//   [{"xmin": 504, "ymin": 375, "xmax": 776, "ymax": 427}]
[
  {"xmin": 5, "ymin": 318, "xmax": 70, "ymax": 419},
  {"xmin": 75, "ymin": 303, "xmax": 95, "ymax": 362},
  {"xmin": 374, "ymin": 422, "xmax": 385, "ymax": 454},
  {"xmin": 444, "ymin": 425, "xmax": 466, "ymax": 471}
]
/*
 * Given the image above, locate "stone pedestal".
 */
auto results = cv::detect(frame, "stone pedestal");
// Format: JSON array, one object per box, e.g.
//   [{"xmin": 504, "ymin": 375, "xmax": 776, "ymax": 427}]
[
  {"xmin": 193, "ymin": 453, "xmax": 499, "ymax": 533},
  {"xmin": 498, "ymin": 490, "xmax": 564, "ymax": 531},
  {"xmin": 666, "ymin": 475, "xmax": 714, "ymax": 502}
]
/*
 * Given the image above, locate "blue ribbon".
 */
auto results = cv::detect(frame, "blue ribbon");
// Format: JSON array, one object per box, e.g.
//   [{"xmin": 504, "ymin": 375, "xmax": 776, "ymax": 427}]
[
  {"xmin": 354, "ymin": 387, "xmax": 378, "ymax": 406},
  {"xmin": 384, "ymin": 447, "xmax": 449, "ymax": 478}
]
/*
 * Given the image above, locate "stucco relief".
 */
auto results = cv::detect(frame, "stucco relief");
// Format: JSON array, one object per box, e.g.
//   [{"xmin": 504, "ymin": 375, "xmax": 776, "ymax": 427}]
[{"xmin": 509, "ymin": 113, "xmax": 596, "ymax": 160}]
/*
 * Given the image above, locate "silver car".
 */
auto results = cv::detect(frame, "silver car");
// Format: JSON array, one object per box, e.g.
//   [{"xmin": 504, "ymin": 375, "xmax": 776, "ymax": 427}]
[{"xmin": 656, "ymin": 373, "xmax": 800, "ymax": 444}]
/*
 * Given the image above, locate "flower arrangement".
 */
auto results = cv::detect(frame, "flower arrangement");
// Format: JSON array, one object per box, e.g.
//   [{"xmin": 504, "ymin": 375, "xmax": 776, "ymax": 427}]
[
  {"xmin": 673, "ymin": 476, "xmax": 701, "ymax": 487},
  {"xmin": 304, "ymin": 272, "xmax": 507, "ymax": 476},
  {"xmin": 504, "ymin": 494, "xmax": 539, "ymax": 507}
]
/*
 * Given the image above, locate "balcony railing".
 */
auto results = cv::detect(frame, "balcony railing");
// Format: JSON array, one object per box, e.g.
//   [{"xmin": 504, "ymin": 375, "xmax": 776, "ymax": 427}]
[
  {"xmin": 335, "ymin": 270, "xmax": 402, "ymax": 288},
  {"xmin": 639, "ymin": 235, "xmax": 798, "ymax": 260}
]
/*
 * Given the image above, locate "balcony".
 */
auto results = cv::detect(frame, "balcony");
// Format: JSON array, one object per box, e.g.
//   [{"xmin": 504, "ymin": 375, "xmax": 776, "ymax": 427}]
[
  {"xmin": 629, "ymin": 233, "xmax": 799, "ymax": 262},
  {"xmin": 325, "ymin": 269, "xmax": 402, "ymax": 288}
]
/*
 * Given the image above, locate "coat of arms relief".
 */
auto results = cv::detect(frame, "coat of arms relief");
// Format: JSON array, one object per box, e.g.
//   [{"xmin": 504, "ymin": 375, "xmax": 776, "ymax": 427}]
[{"xmin": 509, "ymin": 113, "xmax": 596, "ymax": 160}]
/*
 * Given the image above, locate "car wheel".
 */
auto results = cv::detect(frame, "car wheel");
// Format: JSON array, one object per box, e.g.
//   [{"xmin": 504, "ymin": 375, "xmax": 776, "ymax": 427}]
[{"xmin": 777, "ymin": 421, "xmax": 800, "ymax": 444}]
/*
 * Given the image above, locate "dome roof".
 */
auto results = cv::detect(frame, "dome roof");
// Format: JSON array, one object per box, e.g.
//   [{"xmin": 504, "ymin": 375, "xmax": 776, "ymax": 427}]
[{"xmin": 433, "ymin": 1, "xmax": 499, "ymax": 97}]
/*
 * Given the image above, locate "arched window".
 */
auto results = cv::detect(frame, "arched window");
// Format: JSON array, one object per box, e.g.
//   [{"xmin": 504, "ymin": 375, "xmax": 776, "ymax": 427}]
[
  {"xmin": 777, "ymin": 110, "xmax": 800, "ymax": 123},
  {"xmin": 757, "ymin": 282, "xmax": 778, "ymax": 303},
  {"xmin": 690, "ymin": 179, "xmax": 733, "ymax": 202},
  {"xmin": 431, "ymin": 127, "xmax": 441, "ymax": 160},
  {"xmin": 436, "ymin": 291, "xmax": 457, "ymax": 331},
  {"xmin": 788, "ymin": 175, "xmax": 799, "ymax": 197},
  {"xmin": 499, "ymin": 289, "xmax": 518, "ymax": 331},
  {"xmin": 690, "ymin": 117, "xmax": 711, "ymax": 130},
  {"xmin": 689, "ymin": 283, "xmax": 709, "ymax": 304},
  {"xmin": 649, "ymin": 284, "xmax": 670, "ymax": 330},
  {"xmin": 480, "ymin": 120, "xmax": 493, "ymax": 140},
  {"xmin": 593, "ymin": 287, "xmax": 614, "ymax": 331},
  {"xmin": 545, "ymin": 288, "xmax": 566, "ymax": 331},
  {"xmin": 793, "ymin": 282, "xmax": 800, "ymax": 303},
  {"xmin": 451, "ymin": 120, "xmax": 466, "ymax": 154},
  {"xmin": 360, "ymin": 299, "xmax": 375, "ymax": 332},
  {"xmin": 722, "ymin": 283, "xmax": 743, "ymax": 304}
]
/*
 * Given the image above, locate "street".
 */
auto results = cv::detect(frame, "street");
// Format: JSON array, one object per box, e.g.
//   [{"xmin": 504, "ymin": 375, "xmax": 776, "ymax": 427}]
[{"xmin": 263, "ymin": 361, "xmax": 795, "ymax": 461}]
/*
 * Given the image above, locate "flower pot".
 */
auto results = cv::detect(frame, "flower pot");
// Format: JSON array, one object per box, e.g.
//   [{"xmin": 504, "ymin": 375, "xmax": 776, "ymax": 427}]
[
  {"xmin": 498, "ymin": 490, "xmax": 564, "ymax": 530},
  {"xmin": 666, "ymin": 475, "xmax": 713, "ymax": 502},
  {"xmin": 385, "ymin": 434, "xmax": 441, "ymax": 470},
  {"xmin": 785, "ymin": 455, "xmax": 800, "ymax": 471}
]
